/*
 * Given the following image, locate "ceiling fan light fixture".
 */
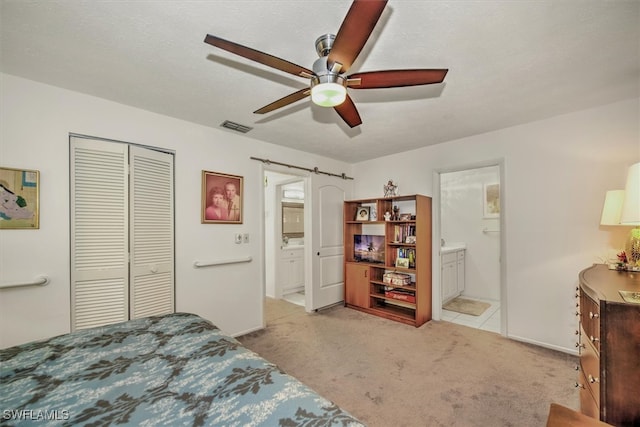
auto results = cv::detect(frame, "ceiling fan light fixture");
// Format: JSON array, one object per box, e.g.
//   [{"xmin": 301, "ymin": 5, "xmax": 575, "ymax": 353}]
[{"xmin": 311, "ymin": 75, "xmax": 347, "ymax": 107}]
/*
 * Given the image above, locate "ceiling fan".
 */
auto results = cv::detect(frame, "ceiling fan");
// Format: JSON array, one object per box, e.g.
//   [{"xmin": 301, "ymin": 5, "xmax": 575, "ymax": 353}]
[{"xmin": 204, "ymin": 0, "xmax": 448, "ymax": 128}]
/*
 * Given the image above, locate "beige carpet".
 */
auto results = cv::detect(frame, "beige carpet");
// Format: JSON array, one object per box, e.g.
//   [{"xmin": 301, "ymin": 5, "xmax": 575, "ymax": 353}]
[
  {"xmin": 443, "ymin": 297, "xmax": 491, "ymax": 316},
  {"xmin": 237, "ymin": 298, "xmax": 578, "ymax": 427}
]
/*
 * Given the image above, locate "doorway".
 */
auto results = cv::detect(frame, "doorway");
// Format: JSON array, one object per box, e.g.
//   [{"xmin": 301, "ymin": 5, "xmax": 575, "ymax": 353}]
[
  {"xmin": 432, "ymin": 162, "xmax": 506, "ymax": 335},
  {"xmin": 264, "ymin": 170, "xmax": 308, "ymax": 309},
  {"xmin": 262, "ymin": 165, "xmax": 350, "ymax": 316}
]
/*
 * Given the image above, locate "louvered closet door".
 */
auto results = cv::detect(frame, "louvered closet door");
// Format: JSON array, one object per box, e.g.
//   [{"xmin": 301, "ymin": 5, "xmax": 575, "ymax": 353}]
[
  {"xmin": 129, "ymin": 146, "xmax": 174, "ymax": 318},
  {"xmin": 71, "ymin": 138, "xmax": 129, "ymax": 330}
]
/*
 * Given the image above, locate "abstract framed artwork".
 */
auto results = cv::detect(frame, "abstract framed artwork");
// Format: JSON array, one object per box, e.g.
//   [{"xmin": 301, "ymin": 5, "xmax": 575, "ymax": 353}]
[
  {"xmin": 201, "ymin": 170, "xmax": 243, "ymax": 224},
  {"xmin": 0, "ymin": 166, "xmax": 40, "ymax": 229}
]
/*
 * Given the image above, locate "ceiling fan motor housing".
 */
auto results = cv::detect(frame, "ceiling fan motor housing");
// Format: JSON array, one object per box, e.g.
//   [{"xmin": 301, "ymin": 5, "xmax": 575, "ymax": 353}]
[{"xmin": 315, "ymin": 34, "xmax": 336, "ymax": 57}]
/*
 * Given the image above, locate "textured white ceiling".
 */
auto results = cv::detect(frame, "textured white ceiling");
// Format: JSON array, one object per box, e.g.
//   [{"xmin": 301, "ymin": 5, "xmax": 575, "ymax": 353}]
[{"xmin": 1, "ymin": 1, "xmax": 638, "ymax": 162}]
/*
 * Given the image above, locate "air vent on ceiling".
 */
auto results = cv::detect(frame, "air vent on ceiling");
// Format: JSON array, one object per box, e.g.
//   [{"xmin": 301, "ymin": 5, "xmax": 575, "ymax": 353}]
[{"xmin": 221, "ymin": 120, "xmax": 253, "ymax": 133}]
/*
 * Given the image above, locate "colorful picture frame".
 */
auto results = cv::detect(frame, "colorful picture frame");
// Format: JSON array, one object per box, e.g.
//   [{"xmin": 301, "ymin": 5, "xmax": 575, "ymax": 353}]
[
  {"xmin": 202, "ymin": 170, "xmax": 243, "ymax": 224},
  {"xmin": 0, "ymin": 166, "xmax": 40, "ymax": 229}
]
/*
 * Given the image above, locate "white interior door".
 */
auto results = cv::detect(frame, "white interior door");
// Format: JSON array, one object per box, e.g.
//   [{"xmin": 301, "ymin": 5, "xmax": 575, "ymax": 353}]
[
  {"xmin": 129, "ymin": 145, "xmax": 175, "ymax": 319},
  {"xmin": 308, "ymin": 174, "xmax": 350, "ymax": 311},
  {"xmin": 71, "ymin": 137, "xmax": 129, "ymax": 330}
]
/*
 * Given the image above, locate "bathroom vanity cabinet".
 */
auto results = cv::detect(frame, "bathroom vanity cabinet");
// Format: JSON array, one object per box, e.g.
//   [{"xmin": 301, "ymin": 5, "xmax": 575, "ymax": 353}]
[
  {"xmin": 441, "ymin": 247, "xmax": 465, "ymax": 303},
  {"xmin": 280, "ymin": 246, "xmax": 304, "ymax": 295}
]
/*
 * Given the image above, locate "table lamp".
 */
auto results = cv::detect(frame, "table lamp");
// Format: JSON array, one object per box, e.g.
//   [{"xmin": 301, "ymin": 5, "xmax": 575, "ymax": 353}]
[{"xmin": 620, "ymin": 162, "xmax": 640, "ymax": 265}]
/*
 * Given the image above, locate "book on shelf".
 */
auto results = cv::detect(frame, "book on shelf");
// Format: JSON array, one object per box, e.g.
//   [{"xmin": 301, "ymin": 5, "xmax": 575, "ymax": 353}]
[
  {"xmin": 395, "ymin": 248, "xmax": 416, "ymax": 268},
  {"xmin": 392, "ymin": 224, "xmax": 416, "ymax": 243}
]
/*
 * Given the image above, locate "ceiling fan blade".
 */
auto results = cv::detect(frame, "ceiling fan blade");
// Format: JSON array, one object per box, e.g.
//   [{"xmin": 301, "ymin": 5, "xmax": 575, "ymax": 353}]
[
  {"xmin": 204, "ymin": 35, "xmax": 313, "ymax": 78},
  {"xmin": 348, "ymin": 69, "xmax": 449, "ymax": 89},
  {"xmin": 327, "ymin": 0, "xmax": 388, "ymax": 74},
  {"xmin": 254, "ymin": 88, "xmax": 310, "ymax": 114},
  {"xmin": 334, "ymin": 95, "xmax": 362, "ymax": 128}
]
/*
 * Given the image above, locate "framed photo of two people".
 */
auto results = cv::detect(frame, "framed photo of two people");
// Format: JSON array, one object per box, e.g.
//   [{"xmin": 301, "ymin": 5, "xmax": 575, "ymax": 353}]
[{"xmin": 201, "ymin": 170, "xmax": 243, "ymax": 224}]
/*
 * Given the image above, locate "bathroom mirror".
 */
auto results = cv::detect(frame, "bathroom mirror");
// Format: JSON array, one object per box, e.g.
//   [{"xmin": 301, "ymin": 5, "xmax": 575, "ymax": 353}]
[{"xmin": 282, "ymin": 202, "xmax": 304, "ymax": 238}]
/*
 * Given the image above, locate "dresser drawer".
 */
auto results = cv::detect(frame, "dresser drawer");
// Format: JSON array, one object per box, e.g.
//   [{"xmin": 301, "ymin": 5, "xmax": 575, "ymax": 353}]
[
  {"xmin": 580, "ymin": 291, "xmax": 600, "ymax": 353},
  {"xmin": 579, "ymin": 327, "xmax": 600, "ymax": 406},
  {"xmin": 578, "ymin": 369, "xmax": 600, "ymax": 421}
]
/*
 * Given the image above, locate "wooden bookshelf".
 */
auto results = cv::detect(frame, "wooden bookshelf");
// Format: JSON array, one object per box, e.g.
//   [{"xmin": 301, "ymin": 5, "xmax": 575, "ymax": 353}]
[{"xmin": 343, "ymin": 194, "xmax": 432, "ymax": 327}]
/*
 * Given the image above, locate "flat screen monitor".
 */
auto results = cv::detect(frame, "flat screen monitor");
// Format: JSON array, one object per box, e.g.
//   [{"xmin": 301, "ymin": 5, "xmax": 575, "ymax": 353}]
[{"xmin": 354, "ymin": 234, "xmax": 385, "ymax": 264}]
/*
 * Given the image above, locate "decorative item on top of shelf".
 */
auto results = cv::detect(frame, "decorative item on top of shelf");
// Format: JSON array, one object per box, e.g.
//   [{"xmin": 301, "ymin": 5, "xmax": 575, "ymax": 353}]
[
  {"xmin": 405, "ymin": 235, "xmax": 416, "ymax": 244},
  {"xmin": 483, "ymin": 183, "xmax": 500, "ymax": 218},
  {"xmin": 355, "ymin": 206, "xmax": 370, "ymax": 221},
  {"xmin": 383, "ymin": 180, "xmax": 398, "ymax": 197},
  {"xmin": 0, "ymin": 166, "xmax": 39, "ymax": 229},
  {"xmin": 202, "ymin": 170, "xmax": 243, "ymax": 224},
  {"xmin": 399, "ymin": 213, "xmax": 412, "ymax": 221},
  {"xmin": 384, "ymin": 211, "xmax": 391, "ymax": 221}
]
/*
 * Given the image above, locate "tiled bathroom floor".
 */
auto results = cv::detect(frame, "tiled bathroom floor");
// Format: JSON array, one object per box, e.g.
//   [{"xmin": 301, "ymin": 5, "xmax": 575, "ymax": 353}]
[
  {"xmin": 283, "ymin": 291, "xmax": 305, "ymax": 306},
  {"xmin": 441, "ymin": 297, "xmax": 501, "ymax": 333}
]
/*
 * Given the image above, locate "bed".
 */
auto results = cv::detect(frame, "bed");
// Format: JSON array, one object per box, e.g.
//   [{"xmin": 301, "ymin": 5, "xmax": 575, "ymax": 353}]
[{"xmin": 0, "ymin": 312, "xmax": 364, "ymax": 426}]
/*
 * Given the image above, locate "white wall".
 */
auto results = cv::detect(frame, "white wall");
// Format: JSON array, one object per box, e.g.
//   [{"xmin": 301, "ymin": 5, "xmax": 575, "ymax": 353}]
[
  {"xmin": 2, "ymin": 72, "xmax": 637, "ymax": 353},
  {"xmin": 0, "ymin": 73, "xmax": 352, "ymax": 348},
  {"xmin": 441, "ymin": 166, "xmax": 500, "ymax": 300},
  {"xmin": 351, "ymin": 97, "xmax": 640, "ymax": 353}
]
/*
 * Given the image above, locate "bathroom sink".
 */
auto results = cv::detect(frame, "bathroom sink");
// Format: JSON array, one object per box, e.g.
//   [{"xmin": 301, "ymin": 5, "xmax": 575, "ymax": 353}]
[{"xmin": 441, "ymin": 244, "xmax": 466, "ymax": 254}]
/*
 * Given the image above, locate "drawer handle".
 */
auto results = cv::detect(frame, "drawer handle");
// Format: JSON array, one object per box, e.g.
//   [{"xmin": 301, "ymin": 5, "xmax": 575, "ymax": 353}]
[
  {"xmin": 590, "ymin": 336, "xmax": 599, "ymax": 343},
  {"xmin": 589, "ymin": 312, "xmax": 599, "ymax": 319},
  {"xmin": 574, "ymin": 382, "xmax": 585, "ymax": 389},
  {"xmin": 575, "ymin": 342, "xmax": 585, "ymax": 349},
  {"xmin": 588, "ymin": 374, "xmax": 599, "ymax": 383}
]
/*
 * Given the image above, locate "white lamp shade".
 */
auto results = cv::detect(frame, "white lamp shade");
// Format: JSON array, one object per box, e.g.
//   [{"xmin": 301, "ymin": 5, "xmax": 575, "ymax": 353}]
[
  {"xmin": 620, "ymin": 162, "xmax": 640, "ymax": 225},
  {"xmin": 600, "ymin": 189, "xmax": 625, "ymax": 225}
]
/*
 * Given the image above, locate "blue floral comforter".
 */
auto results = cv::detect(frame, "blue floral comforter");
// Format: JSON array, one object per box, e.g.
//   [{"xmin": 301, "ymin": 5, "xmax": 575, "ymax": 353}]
[{"xmin": 0, "ymin": 312, "xmax": 364, "ymax": 426}]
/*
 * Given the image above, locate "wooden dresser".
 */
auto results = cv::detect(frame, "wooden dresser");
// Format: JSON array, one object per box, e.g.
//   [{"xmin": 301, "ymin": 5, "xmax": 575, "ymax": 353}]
[{"xmin": 576, "ymin": 264, "xmax": 640, "ymax": 426}]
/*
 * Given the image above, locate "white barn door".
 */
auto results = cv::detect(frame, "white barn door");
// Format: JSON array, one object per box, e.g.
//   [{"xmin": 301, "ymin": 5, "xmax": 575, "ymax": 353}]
[{"xmin": 309, "ymin": 174, "xmax": 349, "ymax": 311}]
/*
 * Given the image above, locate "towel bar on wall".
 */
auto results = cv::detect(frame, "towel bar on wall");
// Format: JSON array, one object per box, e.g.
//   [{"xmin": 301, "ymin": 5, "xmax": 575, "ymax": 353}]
[
  {"xmin": 193, "ymin": 257, "xmax": 252, "ymax": 268},
  {"xmin": 0, "ymin": 276, "xmax": 49, "ymax": 290},
  {"xmin": 482, "ymin": 228, "xmax": 500, "ymax": 234}
]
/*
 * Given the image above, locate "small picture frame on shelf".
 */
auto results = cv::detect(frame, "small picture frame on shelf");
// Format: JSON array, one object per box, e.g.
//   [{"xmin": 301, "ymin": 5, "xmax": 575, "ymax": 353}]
[
  {"xmin": 355, "ymin": 206, "xmax": 370, "ymax": 221},
  {"xmin": 395, "ymin": 257, "xmax": 410, "ymax": 268},
  {"xmin": 405, "ymin": 235, "xmax": 416, "ymax": 244},
  {"xmin": 399, "ymin": 213, "xmax": 412, "ymax": 221}
]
